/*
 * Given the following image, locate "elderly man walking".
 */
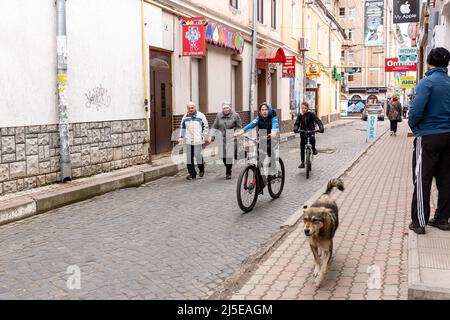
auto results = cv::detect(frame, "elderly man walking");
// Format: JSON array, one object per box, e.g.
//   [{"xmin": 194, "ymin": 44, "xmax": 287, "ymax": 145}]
[
  {"xmin": 179, "ymin": 102, "xmax": 209, "ymax": 180},
  {"xmin": 408, "ymin": 47, "xmax": 450, "ymax": 234}
]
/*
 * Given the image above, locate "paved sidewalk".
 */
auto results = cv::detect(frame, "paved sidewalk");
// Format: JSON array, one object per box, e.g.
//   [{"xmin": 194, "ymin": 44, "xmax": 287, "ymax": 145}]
[{"xmin": 231, "ymin": 122, "xmax": 414, "ymax": 300}]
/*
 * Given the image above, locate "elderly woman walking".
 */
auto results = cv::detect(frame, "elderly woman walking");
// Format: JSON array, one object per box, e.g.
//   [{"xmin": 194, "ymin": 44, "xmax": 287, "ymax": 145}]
[
  {"xmin": 386, "ymin": 95, "xmax": 402, "ymax": 136},
  {"xmin": 209, "ymin": 102, "xmax": 242, "ymax": 180}
]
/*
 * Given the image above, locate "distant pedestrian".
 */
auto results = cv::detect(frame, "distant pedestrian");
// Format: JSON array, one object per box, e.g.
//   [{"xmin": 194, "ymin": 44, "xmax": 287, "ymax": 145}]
[
  {"xmin": 209, "ymin": 102, "xmax": 242, "ymax": 180},
  {"xmin": 408, "ymin": 47, "xmax": 450, "ymax": 235},
  {"xmin": 179, "ymin": 102, "xmax": 209, "ymax": 180},
  {"xmin": 386, "ymin": 95, "xmax": 402, "ymax": 136}
]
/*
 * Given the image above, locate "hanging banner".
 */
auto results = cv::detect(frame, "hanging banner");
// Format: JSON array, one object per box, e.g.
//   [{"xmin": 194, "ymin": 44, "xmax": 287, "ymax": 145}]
[
  {"xmin": 181, "ymin": 17, "xmax": 207, "ymax": 56},
  {"xmin": 205, "ymin": 22, "xmax": 244, "ymax": 54},
  {"xmin": 385, "ymin": 58, "xmax": 417, "ymax": 72},
  {"xmin": 398, "ymin": 47, "xmax": 418, "ymax": 63},
  {"xmin": 364, "ymin": 0, "xmax": 384, "ymax": 47},
  {"xmin": 393, "ymin": 0, "xmax": 420, "ymax": 24},
  {"xmin": 306, "ymin": 63, "xmax": 321, "ymax": 78},
  {"xmin": 282, "ymin": 56, "xmax": 296, "ymax": 78}
]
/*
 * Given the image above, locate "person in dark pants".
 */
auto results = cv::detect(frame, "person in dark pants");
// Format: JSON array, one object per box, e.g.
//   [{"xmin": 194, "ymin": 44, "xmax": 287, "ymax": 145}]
[
  {"xmin": 293, "ymin": 102, "xmax": 324, "ymax": 168},
  {"xmin": 179, "ymin": 102, "xmax": 209, "ymax": 180},
  {"xmin": 386, "ymin": 95, "xmax": 402, "ymax": 136},
  {"xmin": 408, "ymin": 47, "xmax": 450, "ymax": 234},
  {"xmin": 209, "ymin": 102, "xmax": 242, "ymax": 180}
]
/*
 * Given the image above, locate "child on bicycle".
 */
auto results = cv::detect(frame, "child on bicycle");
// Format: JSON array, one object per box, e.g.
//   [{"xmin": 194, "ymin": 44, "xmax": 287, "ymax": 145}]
[
  {"xmin": 293, "ymin": 102, "xmax": 324, "ymax": 169},
  {"xmin": 235, "ymin": 102, "xmax": 279, "ymax": 191}
]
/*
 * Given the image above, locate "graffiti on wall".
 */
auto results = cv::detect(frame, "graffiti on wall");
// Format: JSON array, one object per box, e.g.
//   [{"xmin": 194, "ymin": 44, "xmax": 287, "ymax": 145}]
[{"xmin": 85, "ymin": 85, "xmax": 111, "ymax": 111}]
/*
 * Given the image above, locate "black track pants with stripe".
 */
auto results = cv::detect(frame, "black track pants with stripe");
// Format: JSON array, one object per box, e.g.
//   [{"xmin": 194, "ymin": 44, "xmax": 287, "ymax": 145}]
[{"xmin": 411, "ymin": 133, "xmax": 450, "ymax": 227}]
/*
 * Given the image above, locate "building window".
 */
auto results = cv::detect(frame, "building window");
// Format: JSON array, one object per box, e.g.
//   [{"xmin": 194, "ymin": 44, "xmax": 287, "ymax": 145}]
[
  {"xmin": 271, "ymin": 0, "xmax": 277, "ymax": 29},
  {"xmin": 341, "ymin": 50, "xmax": 345, "ymax": 59},
  {"xmin": 348, "ymin": 50, "xmax": 354, "ymax": 62},
  {"xmin": 348, "ymin": 74, "xmax": 354, "ymax": 82},
  {"xmin": 291, "ymin": 2, "xmax": 297, "ymax": 38},
  {"xmin": 339, "ymin": 8, "xmax": 345, "ymax": 17},
  {"xmin": 230, "ymin": 0, "xmax": 238, "ymax": 9},
  {"xmin": 257, "ymin": 0, "xmax": 264, "ymax": 23},
  {"xmin": 317, "ymin": 23, "xmax": 322, "ymax": 52},
  {"xmin": 348, "ymin": 28, "xmax": 354, "ymax": 40},
  {"xmin": 348, "ymin": 7, "xmax": 355, "ymax": 17}
]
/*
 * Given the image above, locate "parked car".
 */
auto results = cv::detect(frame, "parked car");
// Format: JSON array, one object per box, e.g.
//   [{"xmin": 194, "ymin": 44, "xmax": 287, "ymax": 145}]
[{"xmin": 361, "ymin": 104, "xmax": 385, "ymax": 121}]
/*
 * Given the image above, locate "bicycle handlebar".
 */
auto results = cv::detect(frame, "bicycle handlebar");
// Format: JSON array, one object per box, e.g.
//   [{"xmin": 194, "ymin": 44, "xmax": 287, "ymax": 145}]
[{"xmin": 299, "ymin": 129, "xmax": 322, "ymax": 133}]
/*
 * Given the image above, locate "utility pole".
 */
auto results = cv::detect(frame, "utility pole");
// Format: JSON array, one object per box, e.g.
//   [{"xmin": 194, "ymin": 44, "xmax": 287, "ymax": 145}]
[
  {"xmin": 249, "ymin": 0, "xmax": 257, "ymax": 121},
  {"xmin": 56, "ymin": 0, "xmax": 72, "ymax": 182}
]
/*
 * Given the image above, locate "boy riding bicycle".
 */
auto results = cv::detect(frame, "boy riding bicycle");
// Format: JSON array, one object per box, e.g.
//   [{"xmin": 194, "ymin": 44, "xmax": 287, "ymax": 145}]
[
  {"xmin": 235, "ymin": 102, "xmax": 280, "ymax": 192},
  {"xmin": 293, "ymin": 102, "xmax": 324, "ymax": 168}
]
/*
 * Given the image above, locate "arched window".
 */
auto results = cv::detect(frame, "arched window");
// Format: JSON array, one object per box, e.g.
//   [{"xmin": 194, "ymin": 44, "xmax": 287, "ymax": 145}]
[{"xmin": 367, "ymin": 95, "xmax": 379, "ymax": 105}]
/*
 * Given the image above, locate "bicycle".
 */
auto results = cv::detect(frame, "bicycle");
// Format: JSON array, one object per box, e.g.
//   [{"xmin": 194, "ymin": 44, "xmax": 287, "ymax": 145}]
[
  {"xmin": 299, "ymin": 129, "xmax": 321, "ymax": 179},
  {"xmin": 236, "ymin": 136, "xmax": 285, "ymax": 213}
]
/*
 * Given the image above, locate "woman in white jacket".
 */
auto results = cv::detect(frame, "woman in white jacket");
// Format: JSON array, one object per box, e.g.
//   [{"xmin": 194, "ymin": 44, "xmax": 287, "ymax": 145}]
[{"xmin": 179, "ymin": 102, "xmax": 209, "ymax": 180}]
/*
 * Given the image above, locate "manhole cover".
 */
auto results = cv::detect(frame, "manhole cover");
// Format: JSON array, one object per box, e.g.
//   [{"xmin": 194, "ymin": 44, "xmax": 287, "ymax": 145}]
[{"xmin": 317, "ymin": 148, "xmax": 336, "ymax": 154}]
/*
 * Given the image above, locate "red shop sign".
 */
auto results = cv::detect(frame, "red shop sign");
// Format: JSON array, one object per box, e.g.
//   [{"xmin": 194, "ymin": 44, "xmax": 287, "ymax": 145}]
[
  {"xmin": 181, "ymin": 17, "xmax": 207, "ymax": 56},
  {"xmin": 385, "ymin": 58, "xmax": 417, "ymax": 72},
  {"xmin": 282, "ymin": 56, "xmax": 296, "ymax": 78}
]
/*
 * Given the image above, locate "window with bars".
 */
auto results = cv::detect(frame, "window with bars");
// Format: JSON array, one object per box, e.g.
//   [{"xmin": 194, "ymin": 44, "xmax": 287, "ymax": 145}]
[
  {"xmin": 348, "ymin": 28, "xmax": 354, "ymax": 40},
  {"xmin": 339, "ymin": 8, "xmax": 345, "ymax": 17}
]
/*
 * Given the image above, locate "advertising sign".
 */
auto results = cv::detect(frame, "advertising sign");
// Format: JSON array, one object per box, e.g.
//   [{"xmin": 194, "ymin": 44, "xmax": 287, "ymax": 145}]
[
  {"xmin": 385, "ymin": 58, "xmax": 417, "ymax": 72},
  {"xmin": 401, "ymin": 76, "xmax": 416, "ymax": 88},
  {"xmin": 282, "ymin": 56, "xmax": 296, "ymax": 78},
  {"xmin": 398, "ymin": 47, "xmax": 418, "ymax": 63},
  {"xmin": 306, "ymin": 63, "xmax": 321, "ymax": 78},
  {"xmin": 205, "ymin": 22, "xmax": 244, "ymax": 54},
  {"xmin": 367, "ymin": 114, "xmax": 378, "ymax": 142},
  {"xmin": 364, "ymin": 0, "xmax": 384, "ymax": 47},
  {"xmin": 393, "ymin": 0, "xmax": 420, "ymax": 23},
  {"xmin": 345, "ymin": 67, "xmax": 362, "ymax": 74},
  {"xmin": 181, "ymin": 18, "xmax": 207, "ymax": 56}
]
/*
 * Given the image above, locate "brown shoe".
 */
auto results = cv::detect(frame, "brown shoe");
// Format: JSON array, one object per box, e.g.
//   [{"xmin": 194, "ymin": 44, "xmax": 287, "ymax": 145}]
[{"xmin": 409, "ymin": 222, "xmax": 425, "ymax": 235}]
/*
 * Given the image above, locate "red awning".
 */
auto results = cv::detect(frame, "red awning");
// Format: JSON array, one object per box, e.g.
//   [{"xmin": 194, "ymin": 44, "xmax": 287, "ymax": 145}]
[{"xmin": 256, "ymin": 47, "xmax": 287, "ymax": 64}]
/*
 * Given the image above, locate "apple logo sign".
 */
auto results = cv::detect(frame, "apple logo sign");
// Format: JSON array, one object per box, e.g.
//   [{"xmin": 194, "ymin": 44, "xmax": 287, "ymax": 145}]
[{"xmin": 400, "ymin": 1, "xmax": 411, "ymax": 14}]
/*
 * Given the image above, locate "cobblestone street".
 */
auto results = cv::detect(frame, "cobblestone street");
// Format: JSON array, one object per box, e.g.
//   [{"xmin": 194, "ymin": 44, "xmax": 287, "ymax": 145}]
[{"xmin": 0, "ymin": 121, "xmax": 387, "ymax": 299}]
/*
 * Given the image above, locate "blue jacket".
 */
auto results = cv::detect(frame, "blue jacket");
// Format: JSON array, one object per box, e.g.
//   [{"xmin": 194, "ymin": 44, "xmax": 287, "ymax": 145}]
[
  {"xmin": 242, "ymin": 105, "xmax": 279, "ymax": 133},
  {"xmin": 408, "ymin": 67, "xmax": 450, "ymax": 137}
]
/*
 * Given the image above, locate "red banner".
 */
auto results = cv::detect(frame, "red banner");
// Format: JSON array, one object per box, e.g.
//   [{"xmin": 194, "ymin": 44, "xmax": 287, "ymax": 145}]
[
  {"xmin": 282, "ymin": 56, "xmax": 296, "ymax": 78},
  {"xmin": 181, "ymin": 17, "xmax": 207, "ymax": 56},
  {"xmin": 385, "ymin": 58, "xmax": 417, "ymax": 72}
]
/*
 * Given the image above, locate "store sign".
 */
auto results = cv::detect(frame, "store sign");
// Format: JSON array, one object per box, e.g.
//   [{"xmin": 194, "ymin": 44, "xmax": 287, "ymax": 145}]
[
  {"xmin": 366, "ymin": 87, "xmax": 380, "ymax": 93},
  {"xmin": 306, "ymin": 63, "xmax": 321, "ymax": 78},
  {"xmin": 181, "ymin": 17, "xmax": 207, "ymax": 56},
  {"xmin": 364, "ymin": 0, "xmax": 384, "ymax": 47},
  {"xmin": 385, "ymin": 58, "xmax": 417, "ymax": 72},
  {"xmin": 398, "ymin": 47, "xmax": 418, "ymax": 63},
  {"xmin": 282, "ymin": 56, "xmax": 296, "ymax": 78},
  {"xmin": 205, "ymin": 22, "xmax": 244, "ymax": 54},
  {"xmin": 393, "ymin": 0, "xmax": 420, "ymax": 23},
  {"xmin": 345, "ymin": 67, "xmax": 362, "ymax": 74},
  {"xmin": 401, "ymin": 76, "xmax": 416, "ymax": 88}
]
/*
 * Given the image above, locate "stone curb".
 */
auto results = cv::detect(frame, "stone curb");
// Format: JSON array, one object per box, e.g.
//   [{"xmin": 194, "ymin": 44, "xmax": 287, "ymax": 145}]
[{"xmin": 0, "ymin": 163, "xmax": 180, "ymax": 226}]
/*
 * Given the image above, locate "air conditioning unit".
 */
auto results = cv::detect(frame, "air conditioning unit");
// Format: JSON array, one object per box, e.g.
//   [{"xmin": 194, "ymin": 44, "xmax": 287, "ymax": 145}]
[{"xmin": 299, "ymin": 37, "xmax": 310, "ymax": 51}]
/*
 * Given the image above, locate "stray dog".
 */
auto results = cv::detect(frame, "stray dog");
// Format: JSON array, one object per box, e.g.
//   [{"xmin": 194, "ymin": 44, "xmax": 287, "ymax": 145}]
[{"xmin": 302, "ymin": 178, "xmax": 344, "ymax": 287}]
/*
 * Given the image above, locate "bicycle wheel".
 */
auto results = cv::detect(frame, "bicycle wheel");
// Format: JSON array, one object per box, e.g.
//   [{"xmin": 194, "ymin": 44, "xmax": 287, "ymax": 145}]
[
  {"xmin": 268, "ymin": 158, "xmax": 285, "ymax": 199},
  {"xmin": 306, "ymin": 149, "xmax": 311, "ymax": 179},
  {"xmin": 236, "ymin": 165, "xmax": 259, "ymax": 212}
]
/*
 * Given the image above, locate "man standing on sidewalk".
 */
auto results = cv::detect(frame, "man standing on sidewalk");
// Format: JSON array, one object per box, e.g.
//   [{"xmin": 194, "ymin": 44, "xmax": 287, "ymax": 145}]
[
  {"xmin": 408, "ymin": 47, "xmax": 450, "ymax": 234},
  {"xmin": 179, "ymin": 102, "xmax": 209, "ymax": 180}
]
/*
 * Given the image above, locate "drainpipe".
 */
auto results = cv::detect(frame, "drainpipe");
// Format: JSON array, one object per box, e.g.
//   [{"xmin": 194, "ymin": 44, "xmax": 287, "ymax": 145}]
[
  {"xmin": 56, "ymin": 0, "xmax": 72, "ymax": 182},
  {"xmin": 249, "ymin": 0, "xmax": 257, "ymax": 121},
  {"xmin": 141, "ymin": 0, "xmax": 152, "ymax": 164}
]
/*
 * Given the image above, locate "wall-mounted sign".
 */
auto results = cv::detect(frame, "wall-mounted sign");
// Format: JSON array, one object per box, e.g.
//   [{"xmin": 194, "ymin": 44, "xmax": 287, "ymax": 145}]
[
  {"xmin": 385, "ymin": 58, "xmax": 417, "ymax": 72},
  {"xmin": 366, "ymin": 87, "xmax": 380, "ymax": 93},
  {"xmin": 401, "ymin": 76, "xmax": 416, "ymax": 88},
  {"xmin": 345, "ymin": 67, "xmax": 362, "ymax": 74},
  {"xmin": 282, "ymin": 56, "xmax": 296, "ymax": 78},
  {"xmin": 398, "ymin": 47, "xmax": 418, "ymax": 63},
  {"xmin": 364, "ymin": 0, "xmax": 384, "ymax": 47},
  {"xmin": 205, "ymin": 22, "xmax": 244, "ymax": 54},
  {"xmin": 181, "ymin": 18, "xmax": 207, "ymax": 56},
  {"xmin": 306, "ymin": 63, "xmax": 321, "ymax": 78},
  {"xmin": 393, "ymin": 0, "xmax": 420, "ymax": 24}
]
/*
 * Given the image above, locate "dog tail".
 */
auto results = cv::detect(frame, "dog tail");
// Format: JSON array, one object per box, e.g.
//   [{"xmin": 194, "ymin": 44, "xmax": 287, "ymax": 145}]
[{"xmin": 325, "ymin": 178, "xmax": 344, "ymax": 194}]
